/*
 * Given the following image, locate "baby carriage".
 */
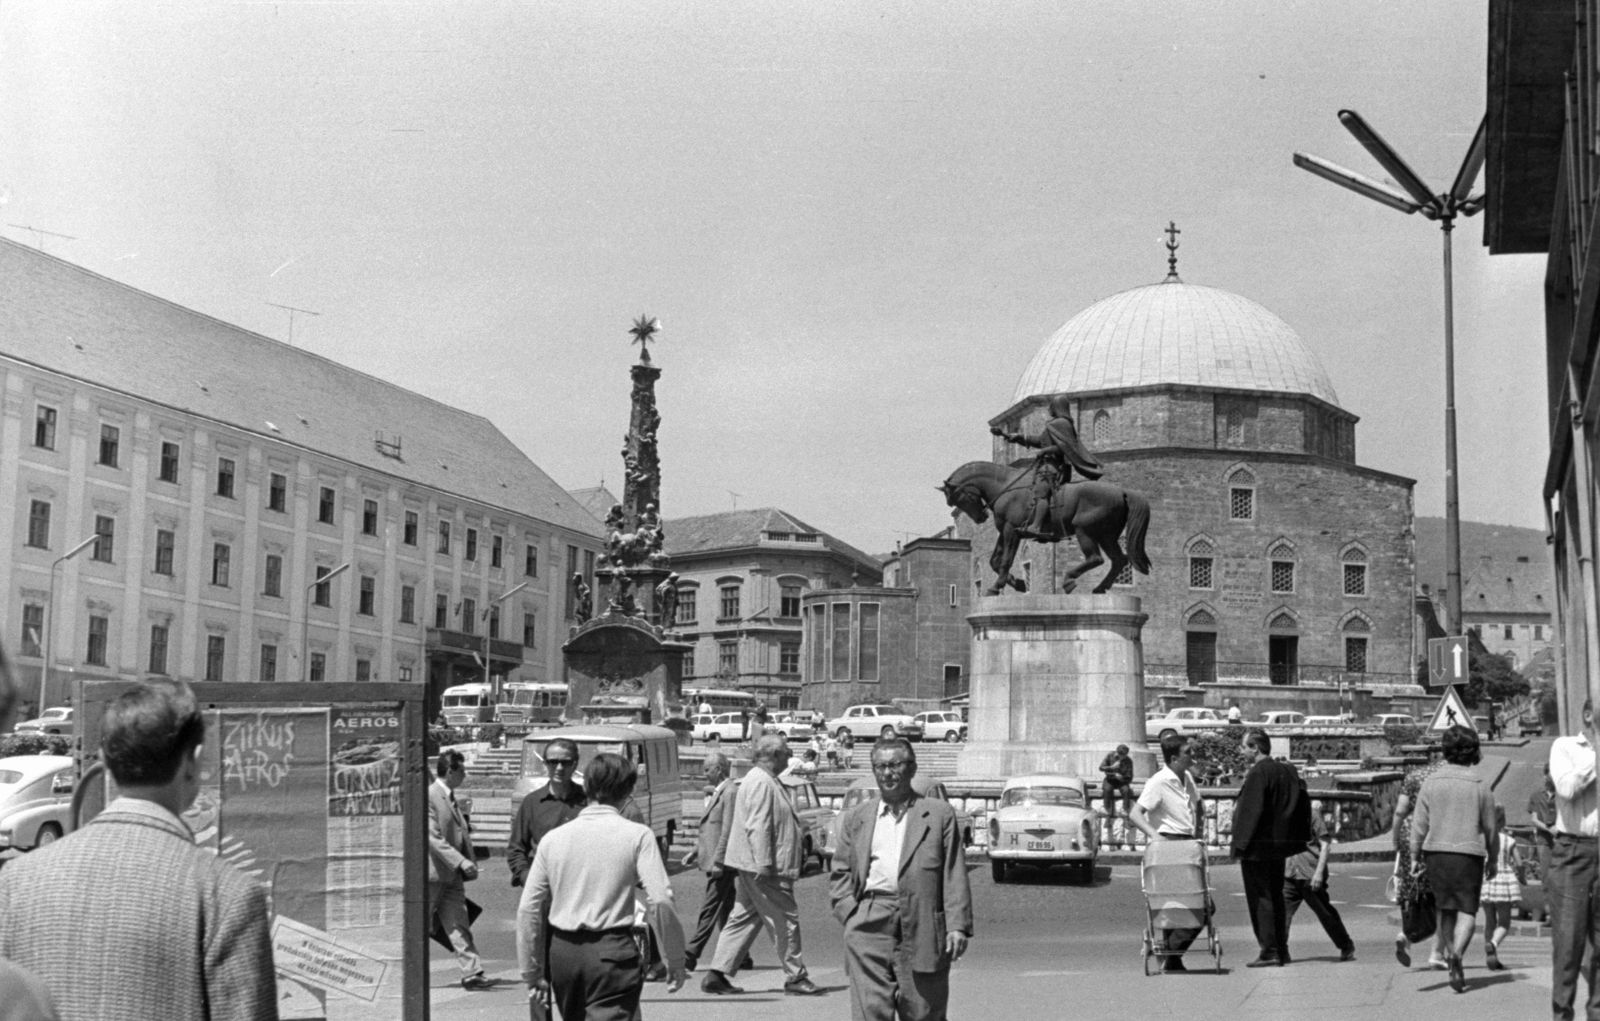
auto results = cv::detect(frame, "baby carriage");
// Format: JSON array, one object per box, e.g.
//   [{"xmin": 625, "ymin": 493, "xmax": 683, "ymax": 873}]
[{"xmin": 1139, "ymin": 837, "xmax": 1222, "ymax": 975}]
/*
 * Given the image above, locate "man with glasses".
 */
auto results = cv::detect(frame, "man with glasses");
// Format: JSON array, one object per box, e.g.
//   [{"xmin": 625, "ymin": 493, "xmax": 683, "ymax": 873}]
[
  {"xmin": 508, "ymin": 738, "xmax": 586, "ymax": 888},
  {"xmin": 830, "ymin": 737, "xmax": 972, "ymax": 1021},
  {"xmin": 1130, "ymin": 733, "xmax": 1206, "ymax": 972}
]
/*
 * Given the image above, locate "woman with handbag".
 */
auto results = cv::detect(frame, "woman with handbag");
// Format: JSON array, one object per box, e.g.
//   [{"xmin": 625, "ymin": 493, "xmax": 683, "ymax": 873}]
[
  {"xmin": 1391, "ymin": 759, "xmax": 1446, "ymax": 969},
  {"xmin": 1479, "ymin": 804, "xmax": 1520, "ymax": 971},
  {"xmin": 1410, "ymin": 726, "xmax": 1500, "ymax": 994}
]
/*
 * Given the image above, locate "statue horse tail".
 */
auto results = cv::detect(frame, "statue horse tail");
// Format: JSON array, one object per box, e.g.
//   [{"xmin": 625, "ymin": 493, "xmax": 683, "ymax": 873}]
[{"xmin": 1124, "ymin": 492, "xmax": 1152, "ymax": 574}]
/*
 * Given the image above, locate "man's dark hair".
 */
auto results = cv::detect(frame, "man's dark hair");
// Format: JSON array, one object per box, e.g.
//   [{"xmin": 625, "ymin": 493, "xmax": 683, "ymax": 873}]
[
  {"xmin": 1244, "ymin": 729, "xmax": 1272, "ymax": 756},
  {"xmin": 1116, "ymin": 744, "xmax": 1129, "ymax": 755},
  {"xmin": 544, "ymin": 737, "xmax": 579, "ymax": 762},
  {"xmin": 1441, "ymin": 724, "xmax": 1481, "ymax": 766},
  {"xmin": 436, "ymin": 749, "xmax": 466, "ymax": 778},
  {"xmin": 1159, "ymin": 733, "xmax": 1189, "ymax": 765},
  {"xmin": 102, "ymin": 680, "xmax": 205, "ymax": 786},
  {"xmin": 585, "ymin": 752, "xmax": 637, "ymax": 805},
  {"xmin": 872, "ymin": 736, "xmax": 918, "ymax": 766}
]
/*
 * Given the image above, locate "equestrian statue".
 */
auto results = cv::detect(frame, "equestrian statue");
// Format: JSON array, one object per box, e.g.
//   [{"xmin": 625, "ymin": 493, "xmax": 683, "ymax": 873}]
[{"xmin": 940, "ymin": 397, "xmax": 1151, "ymax": 596}]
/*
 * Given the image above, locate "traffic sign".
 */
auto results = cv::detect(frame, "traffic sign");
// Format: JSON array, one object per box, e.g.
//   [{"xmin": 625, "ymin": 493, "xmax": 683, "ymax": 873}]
[
  {"xmin": 1428, "ymin": 685, "xmax": 1475, "ymax": 732},
  {"xmin": 1427, "ymin": 636, "xmax": 1469, "ymax": 688}
]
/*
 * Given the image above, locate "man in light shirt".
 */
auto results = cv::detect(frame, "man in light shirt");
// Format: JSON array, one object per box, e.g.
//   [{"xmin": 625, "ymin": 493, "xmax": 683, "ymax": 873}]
[
  {"xmin": 517, "ymin": 752, "xmax": 686, "ymax": 1020},
  {"xmin": 1549, "ymin": 699, "xmax": 1600, "ymax": 1021},
  {"xmin": 1129, "ymin": 732, "xmax": 1206, "ymax": 972}
]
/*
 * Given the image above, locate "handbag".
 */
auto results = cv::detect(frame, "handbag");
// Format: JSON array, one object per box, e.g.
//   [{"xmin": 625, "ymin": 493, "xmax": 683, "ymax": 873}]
[{"xmin": 1401, "ymin": 883, "xmax": 1437, "ymax": 943}]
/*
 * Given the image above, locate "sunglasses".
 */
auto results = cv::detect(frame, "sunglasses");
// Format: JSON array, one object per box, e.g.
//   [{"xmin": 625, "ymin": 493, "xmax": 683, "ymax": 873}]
[{"xmin": 547, "ymin": 759, "xmax": 577, "ymax": 768}]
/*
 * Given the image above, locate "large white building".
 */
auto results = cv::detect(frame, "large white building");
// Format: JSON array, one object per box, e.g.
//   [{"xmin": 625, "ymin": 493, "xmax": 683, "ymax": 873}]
[{"xmin": 0, "ymin": 239, "xmax": 604, "ymax": 718}]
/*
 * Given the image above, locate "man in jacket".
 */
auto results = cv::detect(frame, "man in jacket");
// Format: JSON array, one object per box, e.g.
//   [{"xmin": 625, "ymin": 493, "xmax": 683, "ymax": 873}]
[
  {"xmin": 1231, "ymin": 728, "xmax": 1310, "ymax": 967},
  {"xmin": 830, "ymin": 738, "xmax": 973, "ymax": 1021},
  {"xmin": 430, "ymin": 750, "xmax": 490, "ymax": 990},
  {"xmin": 682, "ymin": 750, "xmax": 744, "ymax": 972},
  {"xmin": 506, "ymin": 738, "xmax": 586, "ymax": 887},
  {"xmin": 701, "ymin": 734, "xmax": 823, "ymax": 996},
  {"xmin": 0, "ymin": 678, "xmax": 278, "ymax": 1020}
]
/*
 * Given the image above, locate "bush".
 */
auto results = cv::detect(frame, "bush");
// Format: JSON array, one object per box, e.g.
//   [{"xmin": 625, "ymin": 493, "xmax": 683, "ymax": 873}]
[
  {"xmin": 1187, "ymin": 728, "xmax": 1252, "ymax": 786},
  {"xmin": 1383, "ymin": 724, "xmax": 1429, "ymax": 748},
  {"xmin": 0, "ymin": 732, "xmax": 71, "ymax": 758}
]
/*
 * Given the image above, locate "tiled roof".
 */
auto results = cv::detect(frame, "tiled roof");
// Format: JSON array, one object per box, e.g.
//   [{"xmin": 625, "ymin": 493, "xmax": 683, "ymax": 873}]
[
  {"xmin": 569, "ymin": 485, "xmax": 620, "ymax": 524},
  {"xmin": 1013, "ymin": 281, "xmax": 1341, "ymax": 407},
  {"xmin": 1461, "ymin": 558, "xmax": 1555, "ymax": 616},
  {"xmin": 0, "ymin": 239, "xmax": 602, "ymax": 538},
  {"xmin": 663, "ymin": 507, "xmax": 882, "ymax": 573}
]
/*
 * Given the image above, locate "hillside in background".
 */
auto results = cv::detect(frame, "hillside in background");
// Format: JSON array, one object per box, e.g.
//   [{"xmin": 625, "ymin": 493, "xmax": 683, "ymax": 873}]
[{"xmin": 1415, "ymin": 517, "xmax": 1553, "ymax": 594}]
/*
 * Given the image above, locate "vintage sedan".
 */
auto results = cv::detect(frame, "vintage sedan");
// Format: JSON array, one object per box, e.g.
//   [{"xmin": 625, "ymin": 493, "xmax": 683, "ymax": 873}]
[
  {"xmin": 0, "ymin": 755, "xmax": 76, "ymax": 852},
  {"xmin": 988, "ymin": 774, "xmax": 1099, "ymax": 883},
  {"xmin": 818, "ymin": 774, "xmax": 974, "ymax": 871},
  {"xmin": 14, "ymin": 707, "xmax": 74, "ymax": 736},
  {"xmin": 780, "ymin": 775, "xmax": 835, "ymax": 873}
]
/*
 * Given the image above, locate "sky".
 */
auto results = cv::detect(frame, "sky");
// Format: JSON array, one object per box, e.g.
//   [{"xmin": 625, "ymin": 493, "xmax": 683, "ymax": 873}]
[{"xmin": 0, "ymin": 1, "xmax": 1551, "ymax": 554}]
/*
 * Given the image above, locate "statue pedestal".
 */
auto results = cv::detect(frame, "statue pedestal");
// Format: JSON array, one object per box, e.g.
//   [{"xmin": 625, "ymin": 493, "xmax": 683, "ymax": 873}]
[
  {"xmin": 957, "ymin": 593, "xmax": 1157, "ymax": 780},
  {"xmin": 563, "ymin": 614, "xmax": 692, "ymax": 737}
]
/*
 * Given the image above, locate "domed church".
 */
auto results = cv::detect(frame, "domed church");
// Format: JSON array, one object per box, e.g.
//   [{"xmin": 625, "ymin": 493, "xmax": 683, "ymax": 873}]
[{"xmin": 980, "ymin": 230, "xmax": 1421, "ymax": 709}]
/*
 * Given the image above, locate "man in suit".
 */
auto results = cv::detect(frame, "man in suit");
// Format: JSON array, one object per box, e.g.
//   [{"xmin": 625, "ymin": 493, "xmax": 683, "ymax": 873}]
[
  {"xmin": 1231, "ymin": 728, "xmax": 1311, "ymax": 967},
  {"xmin": 0, "ymin": 678, "xmax": 278, "ymax": 1020},
  {"xmin": 681, "ymin": 750, "xmax": 746, "ymax": 972},
  {"xmin": 701, "ymin": 734, "xmax": 823, "ymax": 996},
  {"xmin": 830, "ymin": 738, "xmax": 973, "ymax": 1021},
  {"xmin": 430, "ymin": 749, "xmax": 490, "ymax": 990}
]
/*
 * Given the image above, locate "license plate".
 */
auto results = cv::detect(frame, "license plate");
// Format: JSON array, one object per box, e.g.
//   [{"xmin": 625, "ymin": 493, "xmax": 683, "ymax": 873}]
[{"xmin": 1027, "ymin": 840, "xmax": 1053, "ymax": 851}]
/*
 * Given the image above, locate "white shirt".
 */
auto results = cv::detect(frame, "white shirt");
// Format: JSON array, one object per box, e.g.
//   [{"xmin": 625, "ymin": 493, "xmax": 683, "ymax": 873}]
[
  {"xmin": 864, "ymin": 800, "xmax": 911, "ymax": 895},
  {"xmin": 1136, "ymin": 765, "xmax": 1200, "ymax": 836},
  {"xmin": 1551, "ymin": 733, "xmax": 1598, "ymax": 837}
]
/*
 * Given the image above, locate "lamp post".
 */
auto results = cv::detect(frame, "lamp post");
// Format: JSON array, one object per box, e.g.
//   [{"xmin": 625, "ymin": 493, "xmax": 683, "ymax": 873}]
[
  {"xmin": 303, "ymin": 562, "xmax": 351, "ymax": 682},
  {"xmin": 482, "ymin": 582, "xmax": 530, "ymax": 698},
  {"xmin": 1294, "ymin": 111, "xmax": 1486, "ymax": 637},
  {"xmin": 40, "ymin": 534, "xmax": 101, "ymax": 713}
]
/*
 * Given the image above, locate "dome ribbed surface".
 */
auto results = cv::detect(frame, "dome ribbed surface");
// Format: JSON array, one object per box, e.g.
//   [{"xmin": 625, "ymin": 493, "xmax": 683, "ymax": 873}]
[{"xmin": 1012, "ymin": 282, "xmax": 1340, "ymax": 407}]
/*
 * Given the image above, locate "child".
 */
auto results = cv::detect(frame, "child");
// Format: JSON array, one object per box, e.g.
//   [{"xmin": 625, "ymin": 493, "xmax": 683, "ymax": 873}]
[
  {"xmin": 840, "ymin": 731, "xmax": 855, "ymax": 770},
  {"xmin": 1481, "ymin": 803, "xmax": 1521, "ymax": 971},
  {"xmin": 823, "ymin": 734, "xmax": 839, "ymax": 770}
]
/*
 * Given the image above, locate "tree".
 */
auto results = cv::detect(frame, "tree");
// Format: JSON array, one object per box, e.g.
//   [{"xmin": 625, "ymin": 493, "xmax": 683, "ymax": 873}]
[{"xmin": 1461, "ymin": 645, "xmax": 1530, "ymax": 709}]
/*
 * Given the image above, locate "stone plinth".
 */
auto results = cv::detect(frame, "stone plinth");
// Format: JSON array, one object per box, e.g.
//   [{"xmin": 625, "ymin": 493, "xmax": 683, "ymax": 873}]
[
  {"xmin": 957, "ymin": 593, "xmax": 1157, "ymax": 780},
  {"xmin": 562, "ymin": 614, "xmax": 691, "ymax": 736}
]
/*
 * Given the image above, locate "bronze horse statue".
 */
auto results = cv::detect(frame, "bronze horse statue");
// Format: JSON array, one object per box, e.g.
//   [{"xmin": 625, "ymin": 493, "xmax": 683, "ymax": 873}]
[{"xmin": 940, "ymin": 460, "xmax": 1151, "ymax": 596}]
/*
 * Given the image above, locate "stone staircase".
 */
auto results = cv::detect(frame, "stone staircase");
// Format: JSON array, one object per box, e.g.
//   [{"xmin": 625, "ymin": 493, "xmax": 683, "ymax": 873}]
[{"xmin": 465, "ymin": 748, "xmax": 521, "ymax": 778}]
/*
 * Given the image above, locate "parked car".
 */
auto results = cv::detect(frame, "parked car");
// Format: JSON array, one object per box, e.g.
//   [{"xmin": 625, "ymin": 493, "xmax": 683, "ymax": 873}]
[
  {"xmin": 1258, "ymin": 711, "xmax": 1305, "ymax": 726},
  {"xmin": 512, "ymin": 724, "xmax": 683, "ymax": 853},
  {"xmin": 780, "ymin": 775, "xmax": 836, "ymax": 872},
  {"xmin": 913, "ymin": 711, "xmax": 967, "ymax": 743},
  {"xmin": 826, "ymin": 704, "xmax": 924, "ymax": 742},
  {"xmin": 819, "ymin": 774, "xmax": 974, "ymax": 871},
  {"xmin": 14, "ymin": 707, "xmax": 74, "ymax": 736},
  {"xmin": 988, "ymin": 774, "xmax": 1099, "ymax": 883},
  {"xmin": 1303, "ymin": 715, "xmax": 1349, "ymax": 727},
  {"xmin": 1144, "ymin": 708, "xmax": 1226, "ymax": 741},
  {"xmin": 692, "ymin": 712, "xmax": 748, "ymax": 743},
  {"xmin": 0, "ymin": 755, "xmax": 75, "ymax": 852},
  {"xmin": 1374, "ymin": 713, "xmax": 1417, "ymax": 727},
  {"xmin": 768, "ymin": 712, "xmax": 821, "ymax": 740}
]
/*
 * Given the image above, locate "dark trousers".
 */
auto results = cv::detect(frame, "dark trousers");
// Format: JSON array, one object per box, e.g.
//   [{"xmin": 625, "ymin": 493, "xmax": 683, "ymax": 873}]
[
  {"xmin": 1240, "ymin": 858, "xmax": 1289, "ymax": 958},
  {"xmin": 550, "ymin": 927, "xmax": 642, "ymax": 1021},
  {"xmin": 1549, "ymin": 835, "xmax": 1600, "ymax": 1021},
  {"xmin": 685, "ymin": 869, "xmax": 738, "ymax": 962},
  {"xmin": 843, "ymin": 895, "xmax": 949, "ymax": 1021},
  {"xmin": 1284, "ymin": 877, "xmax": 1353, "ymax": 953}
]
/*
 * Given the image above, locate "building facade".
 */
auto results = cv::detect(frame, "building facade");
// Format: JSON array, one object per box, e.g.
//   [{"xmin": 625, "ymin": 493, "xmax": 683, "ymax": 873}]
[
  {"xmin": 0, "ymin": 240, "xmax": 605, "ymax": 720},
  {"xmin": 663, "ymin": 508, "xmax": 882, "ymax": 708}
]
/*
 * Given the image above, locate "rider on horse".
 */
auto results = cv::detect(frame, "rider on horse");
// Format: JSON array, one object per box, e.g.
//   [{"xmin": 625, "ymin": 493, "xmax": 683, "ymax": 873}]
[{"xmin": 990, "ymin": 395, "xmax": 1104, "ymax": 540}]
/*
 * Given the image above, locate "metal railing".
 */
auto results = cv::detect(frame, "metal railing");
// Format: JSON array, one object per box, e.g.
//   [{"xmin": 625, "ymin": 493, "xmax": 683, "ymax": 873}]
[{"xmin": 1145, "ymin": 663, "xmax": 1416, "ymax": 688}]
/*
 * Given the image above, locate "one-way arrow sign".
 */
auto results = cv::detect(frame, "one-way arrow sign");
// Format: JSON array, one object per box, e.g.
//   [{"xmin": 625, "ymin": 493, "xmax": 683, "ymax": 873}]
[{"xmin": 1428, "ymin": 636, "xmax": 1469, "ymax": 689}]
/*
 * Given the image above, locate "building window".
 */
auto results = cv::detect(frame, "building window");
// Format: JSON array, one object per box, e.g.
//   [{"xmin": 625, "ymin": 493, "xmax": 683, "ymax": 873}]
[
  {"xmin": 355, "ymin": 658, "xmax": 371, "ymax": 683},
  {"xmin": 780, "ymin": 585, "xmax": 802, "ymax": 619},
  {"xmin": 461, "ymin": 598, "xmax": 476, "ymax": 634},
  {"xmin": 466, "ymin": 528, "xmax": 478, "ymax": 562},
  {"xmin": 517, "ymin": 610, "xmax": 534, "ymax": 648},
  {"xmin": 1270, "ymin": 560, "xmax": 1294, "ymax": 594},
  {"xmin": 400, "ymin": 585, "xmax": 415, "ymax": 624},
  {"xmin": 1189, "ymin": 555, "xmax": 1213, "ymax": 590},
  {"xmin": 309, "ymin": 652, "xmax": 326, "ymax": 683},
  {"xmin": 34, "ymin": 406, "xmax": 56, "ymax": 450},
  {"xmin": 584, "ymin": 549, "xmax": 595, "ymax": 582},
  {"xmin": 565, "ymin": 545, "xmax": 579, "ymax": 616},
  {"xmin": 26, "ymin": 500, "xmax": 50, "ymax": 549},
  {"xmin": 1226, "ymin": 408, "xmax": 1244, "ymax": 443},
  {"xmin": 1342, "ymin": 549, "xmax": 1368, "ymax": 597},
  {"xmin": 719, "ymin": 584, "xmax": 741, "ymax": 621},
  {"xmin": 1229, "ymin": 487, "xmax": 1254, "ymax": 520},
  {"xmin": 148, "ymin": 624, "xmax": 168, "ymax": 675},
  {"xmin": 154, "ymin": 529, "xmax": 176, "ymax": 576},
  {"xmin": 363, "ymin": 499, "xmax": 379, "ymax": 536},
  {"xmin": 260, "ymin": 644, "xmax": 277, "ymax": 683},
  {"xmin": 439, "ymin": 520, "xmax": 452, "ymax": 555},
  {"xmin": 98, "ymin": 424, "xmax": 120, "ymax": 468},
  {"xmin": 87, "ymin": 615, "xmax": 109, "ymax": 666},
  {"xmin": 211, "ymin": 544, "xmax": 231, "ymax": 587},
  {"xmin": 435, "ymin": 594, "xmax": 448, "ymax": 629},
  {"xmin": 1344, "ymin": 636, "xmax": 1369, "ymax": 674},
  {"xmin": 491, "ymin": 535, "xmax": 503, "ymax": 568},
  {"xmin": 524, "ymin": 543, "xmax": 538, "ymax": 576},
  {"xmin": 683, "ymin": 646, "xmax": 697, "ymax": 678},
  {"xmin": 399, "ymin": 666, "xmax": 414, "ymax": 682},
  {"xmin": 1535, "ymin": 624, "xmax": 1545, "ymax": 640},
  {"xmin": 718, "ymin": 640, "xmax": 738, "ymax": 675},
  {"xmin": 831, "ymin": 603, "xmax": 852, "ymax": 680},
  {"xmin": 1093, "ymin": 409, "xmax": 1111, "ymax": 447},
  {"xmin": 216, "ymin": 458, "xmax": 235, "ymax": 498},
  {"xmin": 93, "ymin": 515, "xmax": 115, "ymax": 562},
  {"xmin": 858, "ymin": 603, "xmax": 880, "ymax": 681},
  {"xmin": 314, "ymin": 565, "xmax": 332, "ymax": 607},
  {"xmin": 485, "ymin": 606, "xmax": 499, "ymax": 640},
  {"xmin": 318, "ymin": 487, "xmax": 336, "ymax": 525},
  {"xmin": 21, "ymin": 604, "xmax": 43, "ymax": 656},
  {"xmin": 204, "ymin": 635, "xmax": 225, "ymax": 681},
  {"xmin": 1503, "ymin": 624, "xmax": 1514, "ymax": 641},
  {"xmin": 268, "ymin": 473, "xmax": 287, "ymax": 512},
  {"xmin": 159, "ymin": 442, "xmax": 180, "ymax": 483},
  {"xmin": 258, "ymin": 553, "xmax": 280, "ymax": 597},
  {"xmin": 780, "ymin": 643, "xmax": 800, "ymax": 675},
  {"xmin": 678, "ymin": 588, "xmax": 696, "ymax": 623},
  {"xmin": 809, "ymin": 605, "xmax": 826, "ymax": 681},
  {"xmin": 359, "ymin": 575, "xmax": 375, "ymax": 616}
]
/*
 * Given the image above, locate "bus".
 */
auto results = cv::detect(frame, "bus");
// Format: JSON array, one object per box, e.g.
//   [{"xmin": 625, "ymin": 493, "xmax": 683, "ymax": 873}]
[
  {"xmin": 683, "ymin": 687, "xmax": 758, "ymax": 715},
  {"xmin": 494, "ymin": 682, "xmax": 569, "ymax": 726},
  {"xmin": 439, "ymin": 683, "xmax": 494, "ymax": 727}
]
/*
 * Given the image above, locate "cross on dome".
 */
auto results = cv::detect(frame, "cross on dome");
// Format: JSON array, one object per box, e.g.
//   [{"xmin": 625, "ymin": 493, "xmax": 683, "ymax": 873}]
[{"xmin": 1164, "ymin": 221, "xmax": 1181, "ymax": 282}]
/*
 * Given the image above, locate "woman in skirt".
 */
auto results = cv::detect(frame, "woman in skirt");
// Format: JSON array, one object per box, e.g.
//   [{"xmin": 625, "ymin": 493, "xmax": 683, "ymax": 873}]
[
  {"xmin": 1393, "ymin": 758, "xmax": 1445, "ymax": 969},
  {"xmin": 1479, "ymin": 803, "xmax": 1520, "ymax": 972}
]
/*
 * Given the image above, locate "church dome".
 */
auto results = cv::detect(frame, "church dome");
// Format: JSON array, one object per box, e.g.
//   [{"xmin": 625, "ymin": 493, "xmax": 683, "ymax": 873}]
[{"xmin": 1012, "ymin": 281, "xmax": 1340, "ymax": 408}]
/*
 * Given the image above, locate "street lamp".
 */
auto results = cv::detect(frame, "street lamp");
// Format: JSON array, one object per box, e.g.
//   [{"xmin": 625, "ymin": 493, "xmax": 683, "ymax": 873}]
[
  {"xmin": 40, "ymin": 534, "xmax": 101, "ymax": 713},
  {"xmin": 303, "ymin": 562, "xmax": 351, "ymax": 682},
  {"xmin": 1294, "ymin": 110, "xmax": 1487, "ymax": 637},
  {"xmin": 482, "ymin": 582, "xmax": 530, "ymax": 697}
]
